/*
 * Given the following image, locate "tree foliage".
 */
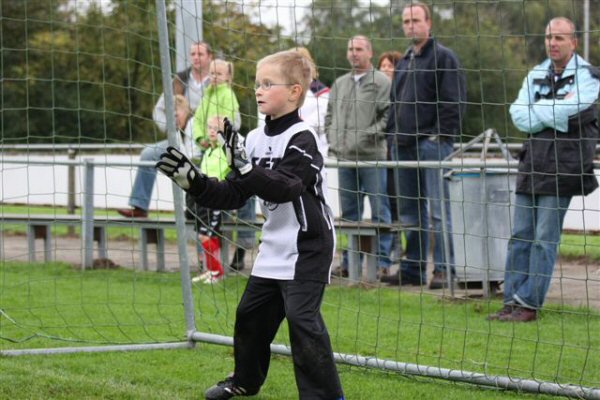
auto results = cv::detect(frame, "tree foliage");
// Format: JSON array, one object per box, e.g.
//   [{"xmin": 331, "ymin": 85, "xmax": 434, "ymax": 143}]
[
  {"xmin": 202, "ymin": 0, "xmax": 292, "ymax": 134},
  {"xmin": 1, "ymin": 0, "xmax": 598, "ymax": 144},
  {"xmin": 302, "ymin": 0, "xmax": 600, "ymax": 141},
  {"xmin": 1, "ymin": 0, "xmax": 162, "ymax": 144}
]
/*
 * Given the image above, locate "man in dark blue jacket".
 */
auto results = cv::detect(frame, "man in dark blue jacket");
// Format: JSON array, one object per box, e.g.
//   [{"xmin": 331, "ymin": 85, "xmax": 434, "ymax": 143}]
[{"xmin": 383, "ymin": 1, "xmax": 466, "ymax": 288}]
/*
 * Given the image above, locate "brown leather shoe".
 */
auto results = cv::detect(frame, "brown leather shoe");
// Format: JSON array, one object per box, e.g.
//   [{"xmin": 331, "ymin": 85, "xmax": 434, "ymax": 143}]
[
  {"xmin": 499, "ymin": 306, "xmax": 537, "ymax": 322},
  {"xmin": 117, "ymin": 207, "xmax": 148, "ymax": 218},
  {"xmin": 429, "ymin": 271, "xmax": 452, "ymax": 289},
  {"xmin": 486, "ymin": 305, "xmax": 514, "ymax": 321}
]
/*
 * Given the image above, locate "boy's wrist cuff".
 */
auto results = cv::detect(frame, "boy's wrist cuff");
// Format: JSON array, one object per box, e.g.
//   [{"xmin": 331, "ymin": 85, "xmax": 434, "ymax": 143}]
[
  {"xmin": 239, "ymin": 164, "xmax": 253, "ymax": 175},
  {"xmin": 187, "ymin": 175, "xmax": 207, "ymax": 196}
]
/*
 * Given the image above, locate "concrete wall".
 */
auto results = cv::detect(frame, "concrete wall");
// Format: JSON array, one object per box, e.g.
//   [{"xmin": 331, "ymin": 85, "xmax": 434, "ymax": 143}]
[{"xmin": 1, "ymin": 154, "xmax": 598, "ymax": 232}]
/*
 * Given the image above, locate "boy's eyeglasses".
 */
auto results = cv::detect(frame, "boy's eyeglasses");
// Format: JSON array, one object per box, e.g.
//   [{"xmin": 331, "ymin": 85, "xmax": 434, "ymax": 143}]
[{"xmin": 254, "ymin": 81, "xmax": 295, "ymax": 91}]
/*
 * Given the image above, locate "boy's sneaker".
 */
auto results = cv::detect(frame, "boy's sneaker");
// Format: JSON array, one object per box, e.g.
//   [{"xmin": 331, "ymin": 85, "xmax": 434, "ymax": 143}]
[
  {"xmin": 204, "ymin": 376, "xmax": 256, "ymax": 399},
  {"xmin": 201, "ymin": 271, "xmax": 224, "ymax": 284},
  {"xmin": 192, "ymin": 270, "xmax": 213, "ymax": 283}
]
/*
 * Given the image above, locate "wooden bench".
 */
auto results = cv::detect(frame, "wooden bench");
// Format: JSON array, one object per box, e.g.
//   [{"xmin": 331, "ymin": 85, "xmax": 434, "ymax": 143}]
[
  {"xmin": 0, "ymin": 214, "xmax": 402, "ymax": 282},
  {"xmin": 335, "ymin": 220, "xmax": 398, "ymax": 283},
  {"xmin": 136, "ymin": 219, "xmax": 397, "ymax": 282},
  {"xmin": 135, "ymin": 218, "xmax": 399, "ymax": 282},
  {"xmin": 0, "ymin": 214, "xmax": 109, "ymax": 264},
  {"xmin": 132, "ymin": 216, "xmax": 262, "ymax": 272},
  {"xmin": 0, "ymin": 213, "xmax": 262, "ymax": 272}
]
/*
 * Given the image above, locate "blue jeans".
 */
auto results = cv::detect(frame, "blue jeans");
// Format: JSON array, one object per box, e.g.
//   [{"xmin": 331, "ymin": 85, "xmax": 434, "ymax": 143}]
[
  {"xmin": 503, "ymin": 194, "xmax": 571, "ymax": 309},
  {"xmin": 129, "ymin": 140, "xmax": 169, "ymax": 211},
  {"xmin": 233, "ymin": 196, "xmax": 257, "ymax": 248},
  {"xmin": 391, "ymin": 138, "xmax": 454, "ymax": 283},
  {"xmin": 338, "ymin": 166, "xmax": 392, "ymax": 269}
]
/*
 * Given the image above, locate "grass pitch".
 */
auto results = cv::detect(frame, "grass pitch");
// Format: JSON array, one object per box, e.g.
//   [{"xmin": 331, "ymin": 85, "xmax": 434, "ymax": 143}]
[{"xmin": 1, "ymin": 261, "xmax": 598, "ymax": 399}]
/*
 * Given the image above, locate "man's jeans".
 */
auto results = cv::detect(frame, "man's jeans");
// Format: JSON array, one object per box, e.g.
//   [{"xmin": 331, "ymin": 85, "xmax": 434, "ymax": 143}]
[
  {"xmin": 224, "ymin": 196, "xmax": 257, "ymax": 249},
  {"xmin": 391, "ymin": 138, "xmax": 454, "ymax": 283},
  {"xmin": 338, "ymin": 166, "xmax": 392, "ymax": 269},
  {"xmin": 503, "ymin": 194, "xmax": 571, "ymax": 309},
  {"xmin": 129, "ymin": 140, "xmax": 169, "ymax": 211}
]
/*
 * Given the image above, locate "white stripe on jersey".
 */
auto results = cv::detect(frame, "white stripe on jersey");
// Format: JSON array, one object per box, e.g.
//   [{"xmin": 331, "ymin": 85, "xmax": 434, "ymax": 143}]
[{"xmin": 245, "ymin": 121, "xmax": 335, "ymax": 281}]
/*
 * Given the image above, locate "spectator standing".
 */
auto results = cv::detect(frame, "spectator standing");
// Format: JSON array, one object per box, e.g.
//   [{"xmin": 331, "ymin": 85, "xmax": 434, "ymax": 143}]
[
  {"xmin": 174, "ymin": 95, "xmax": 200, "ymax": 159},
  {"xmin": 291, "ymin": 46, "xmax": 331, "ymax": 154},
  {"xmin": 258, "ymin": 47, "xmax": 330, "ymax": 154},
  {"xmin": 377, "ymin": 51, "xmax": 402, "ymax": 81},
  {"xmin": 193, "ymin": 59, "xmax": 241, "ymax": 147},
  {"xmin": 117, "ymin": 94, "xmax": 200, "ymax": 218},
  {"xmin": 325, "ymin": 35, "xmax": 393, "ymax": 278},
  {"xmin": 154, "ymin": 41, "xmax": 214, "ymax": 132},
  {"xmin": 383, "ymin": 2, "xmax": 466, "ymax": 288},
  {"xmin": 190, "ymin": 115, "xmax": 231, "ymax": 284},
  {"xmin": 190, "ymin": 58, "xmax": 253, "ymax": 271},
  {"xmin": 118, "ymin": 41, "xmax": 212, "ymax": 218},
  {"xmin": 156, "ymin": 50, "xmax": 344, "ymax": 400},
  {"xmin": 377, "ymin": 50, "xmax": 403, "ymax": 267},
  {"xmin": 487, "ymin": 17, "xmax": 599, "ymax": 322}
]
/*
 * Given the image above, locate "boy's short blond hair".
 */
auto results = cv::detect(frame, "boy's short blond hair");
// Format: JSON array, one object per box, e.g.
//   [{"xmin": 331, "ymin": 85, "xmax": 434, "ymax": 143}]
[
  {"xmin": 289, "ymin": 46, "xmax": 318, "ymax": 80},
  {"xmin": 257, "ymin": 50, "xmax": 312, "ymax": 106}
]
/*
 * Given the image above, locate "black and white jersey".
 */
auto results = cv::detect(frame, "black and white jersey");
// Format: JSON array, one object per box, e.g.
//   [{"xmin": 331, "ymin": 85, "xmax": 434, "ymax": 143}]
[
  {"xmin": 189, "ymin": 109, "xmax": 335, "ymax": 283},
  {"xmin": 245, "ymin": 112, "xmax": 335, "ymax": 282}
]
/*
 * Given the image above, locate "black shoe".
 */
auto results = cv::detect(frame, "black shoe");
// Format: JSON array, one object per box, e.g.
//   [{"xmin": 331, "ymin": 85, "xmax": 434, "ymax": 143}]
[
  {"xmin": 229, "ymin": 248, "xmax": 246, "ymax": 271},
  {"xmin": 380, "ymin": 273, "xmax": 423, "ymax": 286},
  {"xmin": 428, "ymin": 271, "xmax": 453, "ymax": 289},
  {"xmin": 377, "ymin": 268, "xmax": 389, "ymax": 279},
  {"xmin": 205, "ymin": 376, "xmax": 257, "ymax": 400},
  {"xmin": 379, "ymin": 273, "xmax": 400, "ymax": 285},
  {"xmin": 331, "ymin": 266, "xmax": 348, "ymax": 278}
]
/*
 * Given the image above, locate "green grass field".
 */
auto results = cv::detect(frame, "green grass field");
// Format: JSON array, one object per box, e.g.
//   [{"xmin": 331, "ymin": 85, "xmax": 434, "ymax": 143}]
[
  {"xmin": 1, "ymin": 261, "xmax": 598, "ymax": 399},
  {"xmin": 0, "ymin": 346, "xmax": 562, "ymax": 400}
]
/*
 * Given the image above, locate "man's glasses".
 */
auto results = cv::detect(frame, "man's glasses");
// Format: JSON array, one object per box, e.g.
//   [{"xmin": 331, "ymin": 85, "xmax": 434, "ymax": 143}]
[{"xmin": 254, "ymin": 81, "xmax": 295, "ymax": 91}]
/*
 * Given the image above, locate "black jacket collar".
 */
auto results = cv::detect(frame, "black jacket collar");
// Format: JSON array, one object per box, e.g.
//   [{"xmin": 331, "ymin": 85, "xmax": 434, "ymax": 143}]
[
  {"xmin": 405, "ymin": 37, "xmax": 435, "ymax": 59},
  {"xmin": 265, "ymin": 109, "xmax": 302, "ymax": 136}
]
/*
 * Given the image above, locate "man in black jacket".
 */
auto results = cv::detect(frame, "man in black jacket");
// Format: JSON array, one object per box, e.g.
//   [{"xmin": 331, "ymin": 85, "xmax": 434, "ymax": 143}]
[
  {"xmin": 383, "ymin": 2, "xmax": 466, "ymax": 289},
  {"xmin": 487, "ymin": 17, "xmax": 599, "ymax": 322}
]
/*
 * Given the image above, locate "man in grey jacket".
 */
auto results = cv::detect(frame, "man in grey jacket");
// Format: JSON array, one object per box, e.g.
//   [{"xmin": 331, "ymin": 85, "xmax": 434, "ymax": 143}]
[{"xmin": 325, "ymin": 35, "xmax": 392, "ymax": 279}]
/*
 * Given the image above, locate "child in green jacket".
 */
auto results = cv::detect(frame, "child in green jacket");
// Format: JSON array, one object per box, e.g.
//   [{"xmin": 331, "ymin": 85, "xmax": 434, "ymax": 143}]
[
  {"xmin": 193, "ymin": 59, "xmax": 240, "ymax": 149},
  {"xmin": 190, "ymin": 115, "xmax": 230, "ymax": 284}
]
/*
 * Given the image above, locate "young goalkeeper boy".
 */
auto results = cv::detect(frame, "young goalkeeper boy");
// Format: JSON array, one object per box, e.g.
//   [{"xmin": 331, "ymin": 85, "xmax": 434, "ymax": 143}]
[{"xmin": 156, "ymin": 50, "xmax": 344, "ymax": 400}]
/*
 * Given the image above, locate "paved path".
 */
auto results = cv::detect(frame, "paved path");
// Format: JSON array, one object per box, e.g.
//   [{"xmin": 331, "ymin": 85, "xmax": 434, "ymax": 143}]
[
  {"xmin": 2, "ymin": 233, "xmax": 599, "ymax": 310},
  {"xmin": 0, "ymin": 232, "xmax": 202, "ymax": 273}
]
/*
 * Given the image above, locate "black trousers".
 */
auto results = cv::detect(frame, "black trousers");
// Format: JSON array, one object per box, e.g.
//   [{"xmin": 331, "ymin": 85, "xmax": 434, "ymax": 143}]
[{"xmin": 233, "ymin": 276, "xmax": 343, "ymax": 400}]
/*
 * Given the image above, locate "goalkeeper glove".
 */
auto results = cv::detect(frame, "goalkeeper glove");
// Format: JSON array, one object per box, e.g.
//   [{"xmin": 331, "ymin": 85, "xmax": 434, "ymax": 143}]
[
  {"xmin": 218, "ymin": 118, "xmax": 252, "ymax": 176},
  {"xmin": 155, "ymin": 146, "xmax": 204, "ymax": 191}
]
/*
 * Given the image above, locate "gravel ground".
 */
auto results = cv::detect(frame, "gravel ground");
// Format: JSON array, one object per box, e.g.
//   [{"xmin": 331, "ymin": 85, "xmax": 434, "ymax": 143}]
[{"xmin": 2, "ymin": 233, "xmax": 599, "ymax": 310}]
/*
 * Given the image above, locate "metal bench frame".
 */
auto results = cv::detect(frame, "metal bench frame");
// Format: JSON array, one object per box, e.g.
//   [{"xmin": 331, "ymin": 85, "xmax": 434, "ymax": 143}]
[{"xmin": 1, "ymin": 214, "xmax": 395, "ymax": 282}]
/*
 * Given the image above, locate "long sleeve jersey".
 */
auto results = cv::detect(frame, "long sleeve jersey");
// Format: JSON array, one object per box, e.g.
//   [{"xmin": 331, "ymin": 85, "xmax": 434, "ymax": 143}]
[{"xmin": 188, "ymin": 109, "xmax": 335, "ymax": 283}]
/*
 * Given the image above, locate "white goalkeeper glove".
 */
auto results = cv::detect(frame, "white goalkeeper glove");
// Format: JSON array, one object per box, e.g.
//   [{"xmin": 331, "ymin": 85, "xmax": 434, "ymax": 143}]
[
  {"xmin": 218, "ymin": 117, "xmax": 252, "ymax": 176},
  {"xmin": 155, "ymin": 146, "xmax": 204, "ymax": 191}
]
